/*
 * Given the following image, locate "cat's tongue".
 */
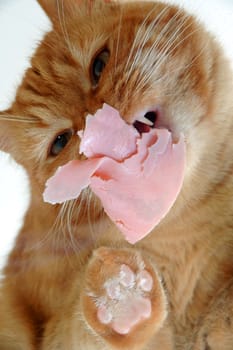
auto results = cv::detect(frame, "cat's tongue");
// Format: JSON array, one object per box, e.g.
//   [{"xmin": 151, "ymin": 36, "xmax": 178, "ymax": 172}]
[{"xmin": 43, "ymin": 104, "xmax": 185, "ymax": 244}]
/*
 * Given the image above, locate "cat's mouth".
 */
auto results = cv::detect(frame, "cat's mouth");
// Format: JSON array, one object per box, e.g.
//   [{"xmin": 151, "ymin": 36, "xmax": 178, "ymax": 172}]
[
  {"xmin": 133, "ymin": 110, "xmax": 159, "ymax": 134},
  {"xmin": 132, "ymin": 108, "xmax": 177, "ymax": 141}
]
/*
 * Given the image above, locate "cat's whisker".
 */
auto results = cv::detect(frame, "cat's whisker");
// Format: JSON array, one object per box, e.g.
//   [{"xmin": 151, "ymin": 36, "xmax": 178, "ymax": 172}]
[
  {"xmin": 58, "ymin": 201, "xmax": 68, "ymax": 233},
  {"xmin": 52, "ymin": 199, "xmax": 84, "ymax": 267},
  {"xmin": 52, "ymin": 203, "xmax": 68, "ymax": 256},
  {"xmin": 124, "ymin": 3, "xmax": 162, "ymax": 82},
  {"xmin": 161, "ymin": 41, "xmax": 208, "ymax": 94},
  {"xmin": 136, "ymin": 11, "xmax": 190, "ymax": 91},
  {"xmin": 136, "ymin": 16, "xmax": 199, "ymax": 93},
  {"xmin": 65, "ymin": 200, "xmax": 79, "ymax": 257},
  {"xmin": 60, "ymin": 191, "xmax": 98, "ymax": 265},
  {"xmin": 125, "ymin": 6, "xmax": 184, "ymax": 92},
  {"xmin": 66, "ymin": 200, "xmax": 74, "ymax": 237},
  {"xmin": 28, "ymin": 202, "xmax": 66, "ymax": 252},
  {"xmin": 58, "ymin": 201, "xmax": 77, "ymax": 268},
  {"xmin": 67, "ymin": 199, "xmax": 83, "ymax": 258},
  {"xmin": 156, "ymin": 25, "xmax": 203, "ymax": 86},
  {"xmin": 153, "ymin": 19, "xmax": 192, "ymax": 69},
  {"xmin": 126, "ymin": 5, "xmax": 171, "ymax": 83},
  {"xmin": 76, "ymin": 191, "xmax": 87, "ymax": 220},
  {"xmin": 86, "ymin": 189, "xmax": 97, "ymax": 245},
  {"xmin": 114, "ymin": 8, "xmax": 123, "ymax": 77},
  {"xmin": 127, "ymin": 15, "xmax": 158, "ymax": 80},
  {"xmin": 136, "ymin": 8, "xmax": 185, "ymax": 77},
  {"xmin": 129, "ymin": 5, "xmax": 184, "ymax": 84}
]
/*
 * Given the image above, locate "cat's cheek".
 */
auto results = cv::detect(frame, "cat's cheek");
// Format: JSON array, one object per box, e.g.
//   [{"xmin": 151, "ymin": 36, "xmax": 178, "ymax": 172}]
[{"xmin": 80, "ymin": 247, "xmax": 168, "ymax": 349}]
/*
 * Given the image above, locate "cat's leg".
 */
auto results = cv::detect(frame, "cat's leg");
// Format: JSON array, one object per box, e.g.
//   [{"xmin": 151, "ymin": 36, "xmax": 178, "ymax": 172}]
[
  {"xmin": 80, "ymin": 247, "xmax": 168, "ymax": 350},
  {"xmin": 193, "ymin": 279, "xmax": 233, "ymax": 350},
  {"xmin": 40, "ymin": 247, "xmax": 171, "ymax": 350},
  {"xmin": 0, "ymin": 288, "xmax": 36, "ymax": 350}
]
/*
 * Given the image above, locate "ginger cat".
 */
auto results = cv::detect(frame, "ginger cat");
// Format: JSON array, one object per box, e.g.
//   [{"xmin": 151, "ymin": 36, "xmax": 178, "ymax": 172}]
[{"xmin": 0, "ymin": 1, "xmax": 233, "ymax": 349}]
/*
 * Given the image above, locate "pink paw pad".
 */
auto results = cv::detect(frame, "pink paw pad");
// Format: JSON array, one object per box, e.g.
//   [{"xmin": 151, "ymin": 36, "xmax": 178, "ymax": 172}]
[
  {"xmin": 137, "ymin": 270, "xmax": 153, "ymax": 292},
  {"xmin": 97, "ymin": 264, "xmax": 153, "ymax": 334}
]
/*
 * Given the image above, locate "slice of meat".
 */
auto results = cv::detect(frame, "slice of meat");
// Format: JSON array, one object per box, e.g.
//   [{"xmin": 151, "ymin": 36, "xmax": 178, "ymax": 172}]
[
  {"xmin": 78, "ymin": 103, "xmax": 139, "ymax": 161},
  {"xmin": 90, "ymin": 129, "xmax": 185, "ymax": 243},
  {"xmin": 43, "ymin": 104, "xmax": 185, "ymax": 243},
  {"xmin": 43, "ymin": 158, "xmax": 103, "ymax": 205}
]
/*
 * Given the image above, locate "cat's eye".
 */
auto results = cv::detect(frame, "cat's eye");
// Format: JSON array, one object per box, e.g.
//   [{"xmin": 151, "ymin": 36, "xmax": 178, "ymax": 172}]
[
  {"xmin": 91, "ymin": 49, "xmax": 110, "ymax": 86},
  {"xmin": 50, "ymin": 130, "xmax": 73, "ymax": 157}
]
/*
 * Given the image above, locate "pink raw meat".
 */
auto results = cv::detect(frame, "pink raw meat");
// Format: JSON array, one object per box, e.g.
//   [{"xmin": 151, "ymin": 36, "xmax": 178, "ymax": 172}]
[
  {"xmin": 43, "ymin": 104, "xmax": 185, "ymax": 243},
  {"xmin": 78, "ymin": 103, "xmax": 139, "ymax": 160}
]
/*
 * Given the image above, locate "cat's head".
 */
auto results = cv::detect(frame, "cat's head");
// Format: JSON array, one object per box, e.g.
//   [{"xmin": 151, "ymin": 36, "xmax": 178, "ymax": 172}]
[{"xmin": 0, "ymin": 0, "xmax": 227, "ymax": 217}]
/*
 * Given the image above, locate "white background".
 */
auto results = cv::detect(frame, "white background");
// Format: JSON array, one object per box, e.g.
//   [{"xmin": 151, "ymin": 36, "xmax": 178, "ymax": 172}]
[{"xmin": 0, "ymin": 0, "xmax": 233, "ymax": 270}]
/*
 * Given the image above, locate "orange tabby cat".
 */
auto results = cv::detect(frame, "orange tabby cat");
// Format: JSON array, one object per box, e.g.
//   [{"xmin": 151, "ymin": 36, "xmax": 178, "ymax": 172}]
[{"xmin": 0, "ymin": 1, "xmax": 233, "ymax": 349}]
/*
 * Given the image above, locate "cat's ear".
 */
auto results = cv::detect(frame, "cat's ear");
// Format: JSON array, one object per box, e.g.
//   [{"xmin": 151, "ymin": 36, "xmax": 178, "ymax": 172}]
[
  {"xmin": 37, "ymin": 0, "xmax": 106, "ymax": 24},
  {"xmin": 37, "ymin": 0, "xmax": 59, "ymax": 23},
  {"xmin": 36, "ymin": 0, "xmax": 74, "ymax": 24}
]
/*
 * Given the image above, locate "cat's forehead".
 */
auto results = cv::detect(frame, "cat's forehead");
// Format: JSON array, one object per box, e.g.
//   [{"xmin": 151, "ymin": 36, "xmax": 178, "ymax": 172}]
[
  {"xmin": 40, "ymin": 2, "xmax": 184, "ymax": 84},
  {"xmin": 49, "ymin": 1, "xmax": 171, "ymax": 63}
]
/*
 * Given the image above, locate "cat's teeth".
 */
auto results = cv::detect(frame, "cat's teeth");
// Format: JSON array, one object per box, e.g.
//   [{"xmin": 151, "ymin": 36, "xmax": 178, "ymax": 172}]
[{"xmin": 136, "ymin": 116, "xmax": 154, "ymax": 126}]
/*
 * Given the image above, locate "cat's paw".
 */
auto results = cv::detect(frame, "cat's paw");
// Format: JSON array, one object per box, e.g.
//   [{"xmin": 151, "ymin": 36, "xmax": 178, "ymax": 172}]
[
  {"xmin": 96, "ymin": 263, "xmax": 153, "ymax": 335},
  {"xmin": 81, "ymin": 247, "xmax": 167, "ymax": 349}
]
